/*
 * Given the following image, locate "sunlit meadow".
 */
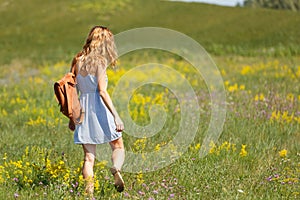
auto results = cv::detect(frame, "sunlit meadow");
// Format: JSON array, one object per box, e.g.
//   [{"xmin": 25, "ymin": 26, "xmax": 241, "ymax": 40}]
[{"xmin": 0, "ymin": 56, "xmax": 299, "ymax": 199}]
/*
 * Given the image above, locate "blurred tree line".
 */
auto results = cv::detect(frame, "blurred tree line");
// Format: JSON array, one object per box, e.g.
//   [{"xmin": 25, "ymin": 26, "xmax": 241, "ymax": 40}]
[{"xmin": 243, "ymin": 0, "xmax": 300, "ymax": 11}]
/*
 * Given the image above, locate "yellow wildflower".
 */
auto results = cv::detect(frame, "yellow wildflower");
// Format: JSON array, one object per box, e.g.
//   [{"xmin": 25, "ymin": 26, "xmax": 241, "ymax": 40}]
[
  {"xmin": 2, "ymin": 109, "xmax": 7, "ymax": 116},
  {"xmin": 239, "ymin": 145, "xmax": 247, "ymax": 157},
  {"xmin": 254, "ymin": 93, "xmax": 265, "ymax": 101},
  {"xmin": 228, "ymin": 83, "xmax": 238, "ymax": 92},
  {"xmin": 279, "ymin": 149, "xmax": 287, "ymax": 157},
  {"xmin": 95, "ymin": 160, "xmax": 108, "ymax": 169},
  {"xmin": 63, "ymin": 173, "xmax": 70, "ymax": 181},
  {"xmin": 78, "ymin": 175, "xmax": 84, "ymax": 185},
  {"xmin": 259, "ymin": 94, "xmax": 265, "ymax": 101},
  {"xmin": 219, "ymin": 141, "xmax": 231, "ymax": 152},
  {"xmin": 133, "ymin": 138, "xmax": 147, "ymax": 152},
  {"xmin": 45, "ymin": 158, "xmax": 51, "ymax": 169},
  {"xmin": 282, "ymin": 111, "xmax": 293, "ymax": 123},
  {"xmin": 136, "ymin": 171, "xmax": 144, "ymax": 184},
  {"xmin": 26, "ymin": 116, "xmax": 47, "ymax": 126},
  {"xmin": 270, "ymin": 111, "xmax": 280, "ymax": 122},
  {"xmin": 154, "ymin": 144, "xmax": 161, "ymax": 151},
  {"xmin": 286, "ymin": 93, "xmax": 294, "ymax": 102},
  {"xmin": 221, "ymin": 69, "xmax": 226, "ymax": 76},
  {"xmin": 240, "ymin": 65, "xmax": 253, "ymax": 75},
  {"xmin": 25, "ymin": 146, "xmax": 29, "ymax": 157},
  {"xmin": 195, "ymin": 143, "xmax": 201, "ymax": 151},
  {"xmin": 94, "ymin": 179, "xmax": 100, "ymax": 191},
  {"xmin": 209, "ymin": 141, "xmax": 216, "ymax": 154}
]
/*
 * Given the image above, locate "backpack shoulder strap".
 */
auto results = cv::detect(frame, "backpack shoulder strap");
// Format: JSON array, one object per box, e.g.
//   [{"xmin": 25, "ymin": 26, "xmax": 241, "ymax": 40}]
[{"xmin": 70, "ymin": 52, "xmax": 84, "ymax": 76}]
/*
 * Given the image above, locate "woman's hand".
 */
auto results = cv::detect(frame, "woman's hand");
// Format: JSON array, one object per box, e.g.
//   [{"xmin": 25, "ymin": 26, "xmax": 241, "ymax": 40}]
[
  {"xmin": 114, "ymin": 116, "xmax": 124, "ymax": 132},
  {"xmin": 69, "ymin": 119, "xmax": 75, "ymax": 131}
]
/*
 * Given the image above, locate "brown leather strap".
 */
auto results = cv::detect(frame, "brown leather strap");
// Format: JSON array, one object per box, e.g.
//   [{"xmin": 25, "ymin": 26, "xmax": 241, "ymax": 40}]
[{"xmin": 70, "ymin": 52, "xmax": 84, "ymax": 76}]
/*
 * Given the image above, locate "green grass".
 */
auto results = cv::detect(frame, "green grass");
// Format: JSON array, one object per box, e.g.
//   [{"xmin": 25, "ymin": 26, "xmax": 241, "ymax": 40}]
[
  {"xmin": 0, "ymin": 55, "xmax": 299, "ymax": 199},
  {"xmin": 112, "ymin": 1, "xmax": 300, "ymax": 55},
  {"xmin": 0, "ymin": 0, "xmax": 132, "ymax": 65},
  {"xmin": 0, "ymin": 0, "xmax": 300, "ymax": 66}
]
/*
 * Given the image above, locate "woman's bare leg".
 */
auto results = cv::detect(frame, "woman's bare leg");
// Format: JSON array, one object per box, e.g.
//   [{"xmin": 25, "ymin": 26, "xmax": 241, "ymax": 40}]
[
  {"xmin": 109, "ymin": 137, "xmax": 125, "ymax": 170},
  {"xmin": 109, "ymin": 137, "xmax": 125, "ymax": 192},
  {"xmin": 82, "ymin": 144, "xmax": 96, "ymax": 196}
]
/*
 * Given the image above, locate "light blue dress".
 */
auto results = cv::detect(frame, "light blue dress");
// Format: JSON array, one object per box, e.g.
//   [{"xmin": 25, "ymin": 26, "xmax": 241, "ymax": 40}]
[{"xmin": 74, "ymin": 73, "xmax": 122, "ymax": 144}]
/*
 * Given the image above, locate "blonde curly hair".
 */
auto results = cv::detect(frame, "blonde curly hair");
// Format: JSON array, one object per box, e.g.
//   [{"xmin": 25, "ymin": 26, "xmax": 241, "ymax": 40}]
[{"xmin": 73, "ymin": 26, "xmax": 118, "ymax": 75}]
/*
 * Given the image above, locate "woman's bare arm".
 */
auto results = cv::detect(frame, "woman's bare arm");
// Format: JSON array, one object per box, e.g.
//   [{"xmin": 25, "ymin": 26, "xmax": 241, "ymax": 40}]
[{"xmin": 97, "ymin": 70, "xmax": 124, "ymax": 132}]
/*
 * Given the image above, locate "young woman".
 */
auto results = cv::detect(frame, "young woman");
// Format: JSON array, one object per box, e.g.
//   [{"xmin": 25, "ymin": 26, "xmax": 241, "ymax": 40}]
[{"xmin": 71, "ymin": 26, "xmax": 125, "ymax": 196}]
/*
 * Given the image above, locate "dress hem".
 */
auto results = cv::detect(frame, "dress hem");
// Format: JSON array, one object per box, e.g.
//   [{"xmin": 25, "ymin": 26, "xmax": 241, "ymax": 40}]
[{"xmin": 74, "ymin": 135, "xmax": 122, "ymax": 145}]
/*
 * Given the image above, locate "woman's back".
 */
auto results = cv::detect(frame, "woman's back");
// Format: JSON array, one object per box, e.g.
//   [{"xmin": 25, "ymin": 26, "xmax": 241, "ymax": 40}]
[{"xmin": 77, "ymin": 74, "xmax": 98, "ymax": 94}]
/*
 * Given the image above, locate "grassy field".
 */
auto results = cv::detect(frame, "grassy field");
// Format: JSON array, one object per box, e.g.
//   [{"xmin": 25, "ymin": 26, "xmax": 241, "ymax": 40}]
[
  {"xmin": 0, "ymin": 55, "xmax": 299, "ymax": 200},
  {"xmin": 0, "ymin": 0, "xmax": 299, "ymax": 199},
  {"xmin": 0, "ymin": 0, "xmax": 300, "ymax": 65}
]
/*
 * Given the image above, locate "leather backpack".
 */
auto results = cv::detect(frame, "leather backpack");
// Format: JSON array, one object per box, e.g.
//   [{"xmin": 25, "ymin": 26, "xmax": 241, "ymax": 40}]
[{"xmin": 54, "ymin": 65, "xmax": 84, "ymax": 130}]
